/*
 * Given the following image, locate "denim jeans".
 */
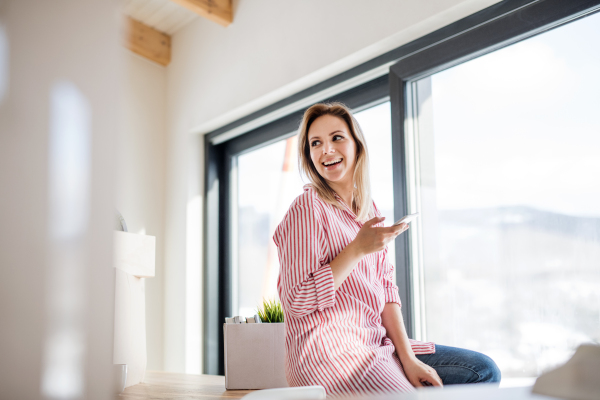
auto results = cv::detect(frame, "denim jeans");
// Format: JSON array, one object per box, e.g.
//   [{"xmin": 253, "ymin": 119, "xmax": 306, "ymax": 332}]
[{"xmin": 415, "ymin": 344, "xmax": 501, "ymax": 385}]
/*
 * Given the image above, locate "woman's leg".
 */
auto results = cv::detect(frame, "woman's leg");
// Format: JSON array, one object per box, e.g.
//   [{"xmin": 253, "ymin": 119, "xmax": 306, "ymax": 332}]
[{"xmin": 415, "ymin": 344, "xmax": 501, "ymax": 385}]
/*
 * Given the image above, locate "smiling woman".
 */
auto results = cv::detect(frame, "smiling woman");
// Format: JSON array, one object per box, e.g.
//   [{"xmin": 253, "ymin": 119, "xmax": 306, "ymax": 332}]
[{"xmin": 273, "ymin": 103, "xmax": 500, "ymax": 396}]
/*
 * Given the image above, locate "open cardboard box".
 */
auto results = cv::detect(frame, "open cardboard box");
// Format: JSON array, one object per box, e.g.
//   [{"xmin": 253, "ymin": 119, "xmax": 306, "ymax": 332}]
[{"xmin": 224, "ymin": 323, "xmax": 288, "ymax": 390}]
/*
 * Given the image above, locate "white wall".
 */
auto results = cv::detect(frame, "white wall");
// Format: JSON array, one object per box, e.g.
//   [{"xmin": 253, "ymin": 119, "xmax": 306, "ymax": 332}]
[
  {"xmin": 163, "ymin": 0, "xmax": 501, "ymax": 373},
  {"xmin": 0, "ymin": 0, "xmax": 120, "ymax": 397},
  {"xmin": 174, "ymin": 0, "xmax": 502, "ymax": 135},
  {"xmin": 117, "ymin": 51, "xmax": 167, "ymax": 371}
]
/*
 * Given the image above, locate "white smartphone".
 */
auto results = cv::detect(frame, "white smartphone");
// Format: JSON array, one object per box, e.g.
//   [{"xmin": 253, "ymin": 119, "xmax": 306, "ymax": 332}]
[{"xmin": 392, "ymin": 212, "xmax": 420, "ymax": 226}]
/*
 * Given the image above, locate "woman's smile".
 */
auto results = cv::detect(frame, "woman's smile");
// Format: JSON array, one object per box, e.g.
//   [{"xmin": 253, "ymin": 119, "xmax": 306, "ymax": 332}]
[{"xmin": 322, "ymin": 157, "xmax": 343, "ymax": 169}]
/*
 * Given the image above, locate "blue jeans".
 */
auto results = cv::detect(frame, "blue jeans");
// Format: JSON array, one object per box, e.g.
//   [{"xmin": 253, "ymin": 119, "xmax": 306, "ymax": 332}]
[{"xmin": 415, "ymin": 345, "xmax": 501, "ymax": 385}]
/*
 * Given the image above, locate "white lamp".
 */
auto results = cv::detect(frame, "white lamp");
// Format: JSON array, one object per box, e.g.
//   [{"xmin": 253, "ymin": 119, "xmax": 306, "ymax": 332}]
[{"xmin": 113, "ymin": 231, "xmax": 156, "ymax": 389}]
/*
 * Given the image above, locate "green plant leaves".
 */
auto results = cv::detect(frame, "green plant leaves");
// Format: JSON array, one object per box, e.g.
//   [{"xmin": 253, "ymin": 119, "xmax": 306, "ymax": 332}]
[{"xmin": 256, "ymin": 298, "xmax": 284, "ymax": 323}]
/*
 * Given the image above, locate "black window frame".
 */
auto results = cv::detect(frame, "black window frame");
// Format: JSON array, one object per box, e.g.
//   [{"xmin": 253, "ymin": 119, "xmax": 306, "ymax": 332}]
[{"xmin": 203, "ymin": 0, "xmax": 600, "ymax": 375}]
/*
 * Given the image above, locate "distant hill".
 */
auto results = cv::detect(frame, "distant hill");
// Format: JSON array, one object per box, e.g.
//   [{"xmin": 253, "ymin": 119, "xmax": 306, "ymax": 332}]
[{"xmin": 439, "ymin": 206, "xmax": 600, "ymax": 239}]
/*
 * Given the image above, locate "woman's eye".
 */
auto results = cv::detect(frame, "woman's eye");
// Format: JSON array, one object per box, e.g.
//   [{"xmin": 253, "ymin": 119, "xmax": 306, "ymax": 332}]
[
  {"xmin": 333, "ymin": 135, "xmax": 343, "ymax": 141},
  {"xmin": 311, "ymin": 140, "xmax": 320, "ymax": 147}
]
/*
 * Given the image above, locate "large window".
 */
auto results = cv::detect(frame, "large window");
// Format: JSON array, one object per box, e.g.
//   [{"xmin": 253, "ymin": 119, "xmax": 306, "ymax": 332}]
[
  {"xmin": 204, "ymin": 1, "xmax": 600, "ymax": 375},
  {"xmin": 235, "ymin": 102, "xmax": 395, "ymax": 317},
  {"xmin": 406, "ymin": 12, "xmax": 600, "ymax": 379}
]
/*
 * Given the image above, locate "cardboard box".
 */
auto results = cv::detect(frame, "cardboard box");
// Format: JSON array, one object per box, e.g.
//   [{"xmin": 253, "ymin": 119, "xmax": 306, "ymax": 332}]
[{"xmin": 224, "ymin": 323, "xmax": 288, "ymax": 390}]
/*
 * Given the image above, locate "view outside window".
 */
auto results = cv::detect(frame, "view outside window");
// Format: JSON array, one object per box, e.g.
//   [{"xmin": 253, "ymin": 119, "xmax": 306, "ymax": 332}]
[
  {"xmin": 412, "ymin": 13, "xmax": 600, "ymax": 380},
  {"xmin": 236, "ymin": 136, "xmax": 303, "ymax": 318},
  {"xmin": 236, "ymin": 102, "xmax": 394, "ymax": 317}
]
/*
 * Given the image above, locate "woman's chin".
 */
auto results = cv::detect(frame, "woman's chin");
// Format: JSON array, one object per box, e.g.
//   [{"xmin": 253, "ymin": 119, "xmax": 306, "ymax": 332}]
[{"xmin": 322, "ymin": 171, "xmax": 348, "ymax": 184}]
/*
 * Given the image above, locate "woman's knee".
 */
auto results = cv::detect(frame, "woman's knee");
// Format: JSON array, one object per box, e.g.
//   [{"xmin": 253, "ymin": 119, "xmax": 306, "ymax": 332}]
[{"xmin": 476, "ymin": 353, "xmax": 501, "ymax": 384}]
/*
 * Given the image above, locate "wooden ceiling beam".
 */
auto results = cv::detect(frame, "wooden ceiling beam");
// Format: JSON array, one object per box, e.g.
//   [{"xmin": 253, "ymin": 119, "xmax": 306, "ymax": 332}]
[
  {"xmin": 124, "ymin": 17, "xmax": 171, "ymax": 66},
  {"xmin": 169, "ymin": 0, "xmax": 233, "ymax": 27}
]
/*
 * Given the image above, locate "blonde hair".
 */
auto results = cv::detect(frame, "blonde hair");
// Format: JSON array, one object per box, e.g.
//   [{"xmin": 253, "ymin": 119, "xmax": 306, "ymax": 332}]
[{"xmin": 297, "ymin": 102, "xmax": 373, "ymax": 222}]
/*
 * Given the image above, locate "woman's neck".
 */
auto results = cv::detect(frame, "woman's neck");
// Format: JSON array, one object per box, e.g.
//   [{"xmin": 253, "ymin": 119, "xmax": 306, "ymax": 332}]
[{"xmin": 328, "ymin": 180, "xmax": 354, "ymax": 213}]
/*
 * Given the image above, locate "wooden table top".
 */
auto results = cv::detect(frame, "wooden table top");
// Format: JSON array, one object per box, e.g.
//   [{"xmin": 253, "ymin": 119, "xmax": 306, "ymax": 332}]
[
  {"xmin": 119, "ymin": 371, "xmax": 253, "ymax": 399},
  {"xmin": 119, "ymin": 372, "xmax": 550, "ymax": 400}
]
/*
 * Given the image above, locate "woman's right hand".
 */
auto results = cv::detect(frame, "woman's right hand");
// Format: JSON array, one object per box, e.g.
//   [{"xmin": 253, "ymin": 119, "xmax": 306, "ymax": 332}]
[{"xmin": 351, "ymin": 217, "xmax": 408, "ymax": 257}]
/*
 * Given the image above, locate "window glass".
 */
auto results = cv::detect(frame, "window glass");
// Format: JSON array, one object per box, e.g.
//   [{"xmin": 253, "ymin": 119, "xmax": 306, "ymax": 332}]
[
  {"xmin": 354, "ymin": 102, "xmax": 396, "ymax": 272},
  {"xmin": 236, "ymin": 102, "xmax": 395, "ymax": 317},
  {"xmin": 412, "ymin": 12, "xmax": 600, "ymax": 379},
  {"xmin": 236, "ymin": 137, "xmax": 303, "ymax": 317}
]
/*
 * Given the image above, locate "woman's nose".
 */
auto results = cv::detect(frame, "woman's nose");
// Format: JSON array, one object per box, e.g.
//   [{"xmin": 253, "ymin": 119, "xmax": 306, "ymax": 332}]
[{"xmin": 322, "ymin": 142, "xmax": 335, "ymax": 154}]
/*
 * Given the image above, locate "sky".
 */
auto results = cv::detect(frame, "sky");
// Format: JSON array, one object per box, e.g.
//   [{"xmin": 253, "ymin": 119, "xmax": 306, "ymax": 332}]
[{"xmin": 430, "ymin": 11, "xmax": 600, "ymax": 217}]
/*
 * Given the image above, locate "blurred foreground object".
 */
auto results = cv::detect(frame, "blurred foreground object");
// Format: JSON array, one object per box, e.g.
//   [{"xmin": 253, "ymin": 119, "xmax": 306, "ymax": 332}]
[
  {"xmin": 532, "ymin": 344, "xmax": 600, "ymax": 400},
  {"xmin": 0, "ymin": 0, "xmax": 120, "ymax": 398}
]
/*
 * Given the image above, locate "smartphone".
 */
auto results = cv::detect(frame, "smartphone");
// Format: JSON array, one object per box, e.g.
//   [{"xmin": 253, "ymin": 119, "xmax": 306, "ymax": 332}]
[{"xmin": 392, "ymin": 212, "xmax": 420, "ymax": 226}]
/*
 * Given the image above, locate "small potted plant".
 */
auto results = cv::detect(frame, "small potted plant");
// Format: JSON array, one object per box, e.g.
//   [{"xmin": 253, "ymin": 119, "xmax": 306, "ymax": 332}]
[{"xmin": 223, "ymin": 298, "xmax": 287, "ymax": 390}]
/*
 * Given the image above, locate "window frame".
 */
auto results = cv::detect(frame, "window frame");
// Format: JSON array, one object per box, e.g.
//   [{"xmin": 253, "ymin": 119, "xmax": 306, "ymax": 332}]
[{"xmin": 203, "ymin": 0, "xmax": 600, "ymax": 374}]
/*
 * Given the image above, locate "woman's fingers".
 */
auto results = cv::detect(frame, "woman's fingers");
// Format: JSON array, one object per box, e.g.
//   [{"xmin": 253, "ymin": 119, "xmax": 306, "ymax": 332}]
[
  {"xmin": 416, "ymin": 366, "xmax": 442, "ymax": 387},
  {"xmin": 404, "ymin": 359, "xmax": 443, "ymax": 389},
  {"xmin": 427, "ymin": 369, "xmax": 443, "ymax": 387},
  {"xmin": 378, "ymin": 224, "xmax": 409, "ymax": 246},
  {"xmin": 365, "ymin": 216, "xmax": 385, "ymax": 227},
  {"xmin": 379, "ymin": 223, "xmax": 406, "ymax": 235},
  {"xmin": 414, "ymin": 374, "xmax": 441, "ymax": 388},
  {"xmin": 356, "ymin": 218, "xmax": 410, "ymax": 254},
  {"xmin": 385, "ymin": 224, "xmax": 408, "ymax": 240},
  {"xmin": 397, "ymin": 223, "xmax": 409, "ymax": 233}
]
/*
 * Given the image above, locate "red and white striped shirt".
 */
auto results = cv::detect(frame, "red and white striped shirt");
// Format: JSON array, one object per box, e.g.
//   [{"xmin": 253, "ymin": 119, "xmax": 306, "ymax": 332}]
[{"xmin": 274, "ymin": 186, "xmax": 435, "ymax": 396}]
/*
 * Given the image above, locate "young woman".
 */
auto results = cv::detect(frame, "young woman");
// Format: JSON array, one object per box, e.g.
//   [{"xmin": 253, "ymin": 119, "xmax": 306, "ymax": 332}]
[{"xmin": 274, "ymin": 103, "xmax": 500, "ymax": 396}]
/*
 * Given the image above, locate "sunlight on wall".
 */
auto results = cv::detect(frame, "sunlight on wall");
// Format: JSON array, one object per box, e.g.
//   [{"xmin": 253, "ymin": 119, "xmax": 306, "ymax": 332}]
[
  {"xmin": 185, "ymin": 195, "xmax": 202, "ymax": 374},
  {"xmin": 0, "ymin": 24, "xmax": 7, "ymax": 104},
  {"xmin": 42, "ymin": 81, "xmax": 91, "ymax": 399}
]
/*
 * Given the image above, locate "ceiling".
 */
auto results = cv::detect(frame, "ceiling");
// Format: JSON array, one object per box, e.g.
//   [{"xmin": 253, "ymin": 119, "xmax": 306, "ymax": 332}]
[{"xmin": 122, "ymin": 0, "xmax": 198, "ymax": 35}]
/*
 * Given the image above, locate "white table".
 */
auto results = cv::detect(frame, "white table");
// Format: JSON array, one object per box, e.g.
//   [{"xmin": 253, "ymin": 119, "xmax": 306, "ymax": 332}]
[{"xmin": 367, "ymin": 385, "xmax": 559, "ymax": 400}]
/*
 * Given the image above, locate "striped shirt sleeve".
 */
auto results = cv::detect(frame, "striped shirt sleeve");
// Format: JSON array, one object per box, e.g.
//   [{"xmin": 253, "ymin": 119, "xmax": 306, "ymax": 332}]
[
  {"xmin": 274, "ymin": 200, "xmax": 336, "ymax": 318},
  {"xmin": 382, "ymin": 247, "xmax": 402, "ymax": 306}
]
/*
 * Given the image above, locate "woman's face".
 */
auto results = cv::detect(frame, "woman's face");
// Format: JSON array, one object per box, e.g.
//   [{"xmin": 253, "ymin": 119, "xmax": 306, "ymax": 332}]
[{"xmin": 307, "ymin": 114, "xmax": 357, "ymax": 187}]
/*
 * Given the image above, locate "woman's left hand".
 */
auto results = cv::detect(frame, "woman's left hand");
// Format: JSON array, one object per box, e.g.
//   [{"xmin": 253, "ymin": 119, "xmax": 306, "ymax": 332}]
[{"xmin": 402, "ymin": 356, "xmax": 443, "ymax": 387}]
